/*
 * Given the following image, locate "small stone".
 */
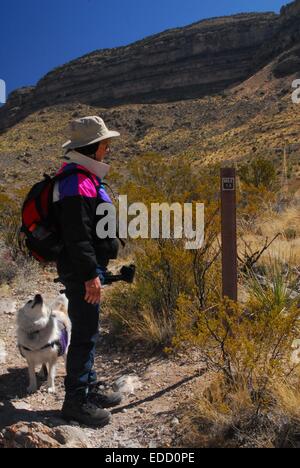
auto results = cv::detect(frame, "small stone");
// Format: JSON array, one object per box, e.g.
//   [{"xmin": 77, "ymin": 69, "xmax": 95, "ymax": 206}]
[
  {"xmin": 171, "ymin": 417, "xmax": 180, "ymax": 426},
  {"xmin": 149, "ymin": 440, "xmax": 157, "ymax": 448},
  {"xmin": 0, "ymin": 300, "xmax": 17, "ymax": 316},
  {"xmin": 54, "ymin": 426, "xmax": 91, "ymax": 448},
  {"xmin": 12, "ymin": 401, "xmax": 32, "ymax": 411},
  {"xmin": 113, "ymin": 375, "xmax": 142, "ymax": 395},
  {"xmin": 118, "ymin": 439, "xmax": 142, "ymax": 449}
]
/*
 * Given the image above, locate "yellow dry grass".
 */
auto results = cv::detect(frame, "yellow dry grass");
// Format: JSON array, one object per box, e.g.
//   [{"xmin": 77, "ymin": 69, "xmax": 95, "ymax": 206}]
[
  {"xmin": 239, "ymin": 204, "xmax": 300, "ymax": 265},
  {"xmin": 179, "ymin": 375, "xmax": 300, "ymax": 448}
]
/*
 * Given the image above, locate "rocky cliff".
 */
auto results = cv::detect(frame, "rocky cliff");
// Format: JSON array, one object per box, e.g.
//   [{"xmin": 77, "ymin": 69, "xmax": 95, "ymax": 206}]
[{"xmin": 0, "ymin": 1, "xmax": 300, "ymax": 132}]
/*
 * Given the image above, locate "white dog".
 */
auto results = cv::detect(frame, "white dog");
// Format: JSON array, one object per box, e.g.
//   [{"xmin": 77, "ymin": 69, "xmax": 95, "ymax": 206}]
[{"xmin": 17, "ymin": 294, "xmax": 71, "ymax": 394}]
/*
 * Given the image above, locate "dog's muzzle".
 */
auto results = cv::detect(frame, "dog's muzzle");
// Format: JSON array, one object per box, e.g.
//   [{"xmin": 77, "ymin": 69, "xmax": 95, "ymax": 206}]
[{"xmin": 32, "ymin": 294, "xmax": 43, "ymax": 307}]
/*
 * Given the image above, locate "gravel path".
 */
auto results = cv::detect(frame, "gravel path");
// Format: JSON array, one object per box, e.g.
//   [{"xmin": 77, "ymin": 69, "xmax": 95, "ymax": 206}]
[{"xmin": 0, "ymin": 275, "xmax": 205, "ymax": 448}]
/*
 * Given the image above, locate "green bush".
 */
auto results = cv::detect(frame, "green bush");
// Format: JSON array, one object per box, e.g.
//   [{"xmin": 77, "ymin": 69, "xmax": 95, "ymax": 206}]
[
  {"xmin": 173, "ymin": 255, "xmax": 300, "ymax": 447},
  {"xmin": 0, "ymin": 205, "xmax": 21, "ymax": 260},
  {"xmin": 104, "ymin": 154, "xmax": 221, "ymax": 347},
  {"xmin": 239, "ymin": 156, "xmax": 277, "ymax": 190},
  {"xmin": 0, "ymin": 246, "xmax": 18, "ymax": 284}
]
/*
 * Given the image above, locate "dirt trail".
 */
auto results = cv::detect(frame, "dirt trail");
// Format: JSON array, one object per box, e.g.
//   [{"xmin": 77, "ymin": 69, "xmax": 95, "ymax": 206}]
[{"xmin": 0, "ymin": 277, "xmax": 205, "ymax": 448}]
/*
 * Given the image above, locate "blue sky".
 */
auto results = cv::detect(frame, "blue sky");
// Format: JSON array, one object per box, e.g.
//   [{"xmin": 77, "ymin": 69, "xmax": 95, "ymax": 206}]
[{"xmin": 0, "ymin": 0, "xmax": 288, "ymax": 97}]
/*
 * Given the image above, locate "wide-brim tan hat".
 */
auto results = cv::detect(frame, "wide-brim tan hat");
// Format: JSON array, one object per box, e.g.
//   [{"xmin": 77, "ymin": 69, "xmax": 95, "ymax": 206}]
[{"xmin": 62, "ymin": 115, "xmax": 120, "ymax": 150}]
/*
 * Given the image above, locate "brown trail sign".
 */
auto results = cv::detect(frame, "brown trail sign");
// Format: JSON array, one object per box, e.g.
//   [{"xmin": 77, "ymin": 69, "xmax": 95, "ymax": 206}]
[{"xmin": 220, "ymin": 167, "xmax": 238, "ymax": 302}]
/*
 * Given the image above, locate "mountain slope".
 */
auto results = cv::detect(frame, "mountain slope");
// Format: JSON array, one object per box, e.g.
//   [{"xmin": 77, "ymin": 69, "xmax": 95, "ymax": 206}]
[
  {"xmin": 1, "ymin": 1, "xmax": 300, "ymax": 133},
  {"xmin": 0, "ymin": 62, "xmax": 299, "ymax": 199},
  {"xmin": 0, "ymin": 1, "xmax": 300, "ymax": 199}
]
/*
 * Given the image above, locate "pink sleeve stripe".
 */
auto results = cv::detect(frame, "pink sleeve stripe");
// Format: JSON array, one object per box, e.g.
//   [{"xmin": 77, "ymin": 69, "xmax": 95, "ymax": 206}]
[{"xmin": 77, "ymin": 172, "xmax": 98, "ymax": 198}]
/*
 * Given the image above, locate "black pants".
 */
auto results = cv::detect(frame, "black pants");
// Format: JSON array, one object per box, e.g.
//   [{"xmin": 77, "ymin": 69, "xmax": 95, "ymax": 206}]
[{"xmin": 63, "ymin": 282, "xmax": 100, "ymax": 400}]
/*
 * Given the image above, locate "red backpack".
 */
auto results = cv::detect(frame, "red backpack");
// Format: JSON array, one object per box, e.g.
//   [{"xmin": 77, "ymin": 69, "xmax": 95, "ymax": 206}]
[{"xmin": 20, "ymin": 169, "xmax": 98, "ymax": 263}]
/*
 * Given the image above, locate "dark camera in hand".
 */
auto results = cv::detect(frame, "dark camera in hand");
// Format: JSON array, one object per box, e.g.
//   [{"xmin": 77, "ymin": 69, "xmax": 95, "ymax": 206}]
[{"xmin": 103, "ymin": 264, "xmax": 136, "ymax": 285}]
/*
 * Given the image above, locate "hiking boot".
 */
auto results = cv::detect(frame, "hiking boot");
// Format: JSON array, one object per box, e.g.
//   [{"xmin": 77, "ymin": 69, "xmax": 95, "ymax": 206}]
[
  {"xmin": 89, "ymin": 383, "xmax": 123, "ymax": 408},
  {"xmin": 62, "ymin": 398, "xmax": 111, "ymax": 427}
]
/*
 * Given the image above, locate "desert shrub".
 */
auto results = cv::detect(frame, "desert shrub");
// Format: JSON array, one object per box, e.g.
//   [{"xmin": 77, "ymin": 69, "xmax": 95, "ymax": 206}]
[
  {"xmin": 0, "ymin": 189, "xmax": 37, "ymax": 283},
  {"xmin": 0, "ymin": 187, "xmax": 32, "ymax": 259},
  {"xmin": 104, "ymin": 154, "xmax": 222, "ymax": 347},
  {"xmin": 246, "ymin": 256, "xmax": 299, "ymax": 312},
  {"xmin": 0, "ymin": 246, "xmax": 18, "ymax": 284},
  {"xmin": 2, "ymin": 212, "xmax": 20, "ymax": 258},
  {"xmin": 239, "ymin": 156, "xmax": 278, "ymax": 190},
  {"xmin": 173, "ymin": 255, "xmax": 300, "ymax": 447},
  {"xmin": 105, "ymin": 283, "xmax": 176, "ymax": 347},
  {"xmin": 105, "ymin": 238, "xmax": 199, "ymax": 347},
  {"xmin": 105, "ymin": 229, "xmax": 222, "ymax": 347},
  {"xmin": 0, "ymin": 193, "xmax": 13, "ymax": 209},
  {"xmin": 174, "ymin": 296, "xmax": 299, "ymax": 387},
  {"xmin": 0, "ymin": 203, "xmax": 21, "ymax": 259},
  {"xmin": 179, "ymin": 376, "xmax": 300, "ymax": 448},
  {"xmin": 237, "ymin": 183, "xmax": 277, "ymax": 225},
  {"xmin": 284, "ymin": 227, "xmax": 297, "ymax": 240}
]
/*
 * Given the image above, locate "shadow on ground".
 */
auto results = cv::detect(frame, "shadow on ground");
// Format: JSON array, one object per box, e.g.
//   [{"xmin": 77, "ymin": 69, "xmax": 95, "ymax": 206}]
[
  {"xmin": 95, "ymin": 326, "xmax": 167, "ymax": 383},
  {"xmin": 0, "ymin": 400, "xmax": 62, "ymax": 431},
  {"xmin": 0, "ymin": 368, "xmax": 65, "ymax": 430},
  {"xmin": 0, "ymin": 368, "xmax": 29, "ymax": 401},
  {"xmin": 0, "ymin": 367, "xmax": 52, "ymax": 400}
]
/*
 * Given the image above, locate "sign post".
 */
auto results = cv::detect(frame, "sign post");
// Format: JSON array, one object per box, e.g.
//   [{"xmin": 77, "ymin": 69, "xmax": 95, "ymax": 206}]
[{"xmin": 220, "ymin": 167, "xmax": 238, "ymax": 302}]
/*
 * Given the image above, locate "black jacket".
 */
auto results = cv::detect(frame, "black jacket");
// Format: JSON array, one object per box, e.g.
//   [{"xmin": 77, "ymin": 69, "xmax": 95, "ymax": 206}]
[{"xmin": 53, "ymin": 164, "xmax": 119, "ymax": 283}]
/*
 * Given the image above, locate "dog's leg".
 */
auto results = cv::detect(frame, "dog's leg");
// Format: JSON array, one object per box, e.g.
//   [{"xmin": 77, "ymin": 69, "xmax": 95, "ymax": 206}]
[
  {"xmin": 38, "ymin": 364, "xmax": 48, "ymax": 380},
  {"xmin": 27, "ymin": 362, "xmax": 38, "ymax": 394},
  {"xmin": 47, "ymin": 362, "xmax": 57, "ymax": 394}
]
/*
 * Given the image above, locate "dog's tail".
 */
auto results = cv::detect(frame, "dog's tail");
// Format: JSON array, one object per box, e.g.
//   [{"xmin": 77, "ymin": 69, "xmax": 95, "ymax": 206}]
[{"xmin": 51, "ymin": 294, "xmax": 69, "ymax": 315}]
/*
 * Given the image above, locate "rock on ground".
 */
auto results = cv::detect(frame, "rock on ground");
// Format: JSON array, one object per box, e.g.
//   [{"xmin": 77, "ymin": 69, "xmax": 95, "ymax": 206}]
[
  {"xmin": 0, "ymin": 300, "xmax": 17, "ymax": 316},
  {"xmin": 113, "ymin": 375, "xmax": 142, "ymax": 395},
  {"xmin": 0, "ymin": 422, "xmax": 91, "ymax": 448}
]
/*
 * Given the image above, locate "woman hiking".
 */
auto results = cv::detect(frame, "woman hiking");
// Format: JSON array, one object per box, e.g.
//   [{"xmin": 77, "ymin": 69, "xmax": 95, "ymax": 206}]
[{"xmin": 54, "ymin": 116, "xmax": 123, "ymax": 427}]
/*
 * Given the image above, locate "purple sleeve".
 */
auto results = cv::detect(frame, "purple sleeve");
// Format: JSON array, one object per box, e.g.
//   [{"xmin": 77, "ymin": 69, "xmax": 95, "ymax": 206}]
[{"xmin": 99, "ymin": 187, "xmax": 113, "ymax": 204}]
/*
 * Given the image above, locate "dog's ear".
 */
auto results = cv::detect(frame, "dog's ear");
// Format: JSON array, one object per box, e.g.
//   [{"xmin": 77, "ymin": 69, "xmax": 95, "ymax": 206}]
[
  {"xmin": 51, "ymin": 295, "xmax": 68, "ymax": 314},
  {"xmin": 19, "ymin": 300, "xmax": 33, "ymax": 313}
]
